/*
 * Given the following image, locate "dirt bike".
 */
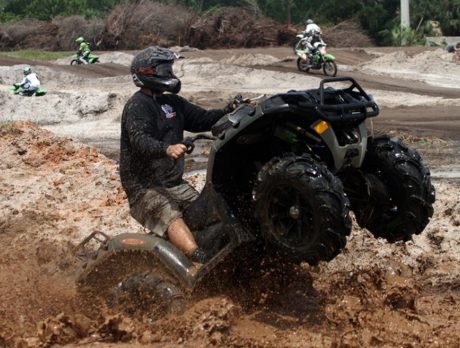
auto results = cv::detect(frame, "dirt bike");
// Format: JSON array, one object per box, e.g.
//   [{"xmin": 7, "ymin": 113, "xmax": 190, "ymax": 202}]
[
  {"xmin": 76, "ymin": 77, "xmax": 435, "ymax": 319},
  {"xmin": 295, "ymin": 40, "xmax": 337, "ymax": 77},
  {"xmin": 70, "ymin": 54, "xmax": 100, "ymax": 65},
  {"xmin": 9, "ymin": 85, "xmax": 47, "ymax": 96}
]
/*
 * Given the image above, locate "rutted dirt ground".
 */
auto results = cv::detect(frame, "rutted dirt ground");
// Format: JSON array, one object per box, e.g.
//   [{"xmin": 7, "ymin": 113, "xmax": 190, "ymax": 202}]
[{"xmin": 0, "ymin": 46, "xmax": 459, "ymax": 347}]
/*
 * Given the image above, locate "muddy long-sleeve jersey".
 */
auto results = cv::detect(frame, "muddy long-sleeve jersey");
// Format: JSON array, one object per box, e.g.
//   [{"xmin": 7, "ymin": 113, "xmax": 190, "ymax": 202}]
[{"xmin": 120, "ymin": 90, "xmax": 230, "ymax": 205}]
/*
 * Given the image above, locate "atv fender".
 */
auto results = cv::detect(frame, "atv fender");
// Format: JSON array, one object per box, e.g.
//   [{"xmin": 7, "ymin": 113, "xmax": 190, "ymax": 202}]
[
  {"xmin": 312, "ymin": 120, "xmax": 368, "ymax": 170},
  {"xmin": 106, "ymin": 233, "xmax": 197, "ymax": 289},
  {"xmin": 323, "ymin": 53, "xmax": 335, "ymax": 60},
  {"xmin": 211, "ymin": 104, "xmax": 256, "ymax": 139}
]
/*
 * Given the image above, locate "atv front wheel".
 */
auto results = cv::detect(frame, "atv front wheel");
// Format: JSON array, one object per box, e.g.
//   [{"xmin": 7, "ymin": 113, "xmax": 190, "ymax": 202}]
[
  {"xmin": 323, "ymin": 60, "xmax": 337, "ymax": 77},
  {"xmin": 347, "ymin": 136, "xmax": 435, "ymax": 242},
  {"xmin": 253, "ymin": 154, "xmax": 351, "ymax": 265},
  {"xmin": 70, "ymin": 59, "xmax": 79, "ymax": 65}
]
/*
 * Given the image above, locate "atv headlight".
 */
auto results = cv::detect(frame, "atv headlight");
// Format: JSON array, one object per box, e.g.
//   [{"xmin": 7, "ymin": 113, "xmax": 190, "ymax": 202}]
[{"xmin": 313, "ymin": 120, "xmax": 329, "ymax": 135}]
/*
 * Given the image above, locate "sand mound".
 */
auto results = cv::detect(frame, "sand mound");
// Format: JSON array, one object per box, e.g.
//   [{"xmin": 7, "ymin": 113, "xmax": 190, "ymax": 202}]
[
  {"xmin": 178, "ymin": 58, "xmax": 320, "ymax": 94},
  {"xmin": 97, "ymin": 52, "xmax": 135, "ymax": 66},
  {"xmin": 0, "ymin": 88, "xmax": 121, "ymax": 125},
  {"xmin": 361, "ymin": 48, "xmax": 460, "ymax": 88},
  {"xmin": 0, "ymin": 64, "xmax": 85, "ymax": 86},
  {"xmin": 221, "ymin": 53, "xmax": 282, "ymax": 66}
]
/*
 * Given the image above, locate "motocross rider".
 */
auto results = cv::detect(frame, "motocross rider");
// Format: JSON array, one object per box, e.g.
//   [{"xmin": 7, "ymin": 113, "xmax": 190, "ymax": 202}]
[
  {"xmin": 14, "ymin": 66, "xmax": 40, "ymax": 96},
  {"xmin": 119, "ymin": 46, "xmax": 237, "ymax": 264},
  {"xmin": 75, "ymin": 36, "xmax": 91, "ymax": 64},
  {"xmin": 302, "ymin": 19, "xmax": 323, "ymax": 61}
]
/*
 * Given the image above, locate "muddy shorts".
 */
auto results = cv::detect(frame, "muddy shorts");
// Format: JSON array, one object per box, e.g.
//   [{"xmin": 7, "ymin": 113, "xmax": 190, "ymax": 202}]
[{"xmin": 130, "ymin": 182, "xmax": 199, "ymax": 237}]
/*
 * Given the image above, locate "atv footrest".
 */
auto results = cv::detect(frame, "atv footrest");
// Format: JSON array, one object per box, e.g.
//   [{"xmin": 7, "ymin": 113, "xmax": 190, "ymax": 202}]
[{"xmin": 74, "ymin": 231, "xmax": 111, "ymax": 260}]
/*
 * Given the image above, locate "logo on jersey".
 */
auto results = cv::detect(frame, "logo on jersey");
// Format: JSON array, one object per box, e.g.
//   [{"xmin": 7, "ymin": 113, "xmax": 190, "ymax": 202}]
[{"xmin": 161, "ymin": 104, "xmax": 176, "ymax": 119}]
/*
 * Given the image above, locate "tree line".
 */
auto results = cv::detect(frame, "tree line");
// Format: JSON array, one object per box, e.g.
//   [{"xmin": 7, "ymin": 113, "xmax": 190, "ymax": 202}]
[{"xmin": 1, "ymin": 0, "xmax": 459, "ymax": 45}]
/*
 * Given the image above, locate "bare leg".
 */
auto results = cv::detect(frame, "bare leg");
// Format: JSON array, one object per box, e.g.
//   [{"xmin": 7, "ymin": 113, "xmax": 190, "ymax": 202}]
[{"xmin": 167, "ymin": 217, "xmax": 197, "ymax": 255}]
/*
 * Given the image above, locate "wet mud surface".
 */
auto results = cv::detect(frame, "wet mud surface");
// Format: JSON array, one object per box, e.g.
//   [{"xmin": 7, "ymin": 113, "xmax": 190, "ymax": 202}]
[{"xmin": 0, "ymin": 46, "xmax": 460, "ymax": 347}]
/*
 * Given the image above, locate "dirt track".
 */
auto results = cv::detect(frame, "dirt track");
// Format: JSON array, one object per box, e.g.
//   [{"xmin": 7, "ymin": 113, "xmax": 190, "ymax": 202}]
[{"xmin": 0, "ymin": 46, "xmax": 460, "ymax": 347}]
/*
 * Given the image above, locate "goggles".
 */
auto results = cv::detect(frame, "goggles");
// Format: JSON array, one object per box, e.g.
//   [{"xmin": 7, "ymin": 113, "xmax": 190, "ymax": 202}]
[{"xmin": 138, "ymin": 62, "xmax": 174, "ymax": 78}]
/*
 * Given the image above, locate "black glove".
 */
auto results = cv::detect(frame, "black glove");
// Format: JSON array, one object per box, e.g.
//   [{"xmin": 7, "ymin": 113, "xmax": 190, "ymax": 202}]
[{"xmin": 224, "ymin": 94, "xmax": 249, "ymax": 113}]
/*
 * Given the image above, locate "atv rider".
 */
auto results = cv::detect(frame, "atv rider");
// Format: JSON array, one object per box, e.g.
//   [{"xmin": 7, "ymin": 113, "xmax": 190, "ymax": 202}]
[
  {"xmin": 120, "ymin": 46, "xmax": 237, "ymax": 264},
  {"xmin": 75, "ymin": 36, "xmax": 91, "ymax": 64},
  {"xmin": 14, "ymin": 66, "xmax": 40, "ymax": 96}
]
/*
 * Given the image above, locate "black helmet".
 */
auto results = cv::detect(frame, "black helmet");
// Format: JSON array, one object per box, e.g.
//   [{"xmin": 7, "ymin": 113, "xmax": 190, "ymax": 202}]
[{"xmin": 130, "ymin": 46, "xmax": 181, "ymax": 94}]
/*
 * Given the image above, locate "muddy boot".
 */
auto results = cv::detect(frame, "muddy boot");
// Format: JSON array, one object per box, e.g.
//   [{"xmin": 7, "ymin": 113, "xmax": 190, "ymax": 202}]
[{"xmin": 189, "ymin": 247, "xmax": 208, "ymax": 264}]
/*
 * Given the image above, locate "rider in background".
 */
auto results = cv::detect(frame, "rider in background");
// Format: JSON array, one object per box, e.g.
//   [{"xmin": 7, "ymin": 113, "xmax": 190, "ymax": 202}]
[
  {"xmin": 302, "ymin": 19, "xmax": 324, "ymax": 62},
  {"xmin": 14, "ymin": 66, "xmax": 40, "ymax": 96},
  {"xmin": 304, "ymin": 19, "xmax": 321, "ymax": 38},
  {"xmin": 75, "ymin": 37, "xmax": 91, "ymax": 64}
]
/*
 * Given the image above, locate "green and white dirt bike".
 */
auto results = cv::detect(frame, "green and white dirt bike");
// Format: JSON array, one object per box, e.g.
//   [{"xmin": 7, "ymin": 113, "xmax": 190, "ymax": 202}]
[
  {"xmin": 295, "ymin": 40, "xmax": 337, "ymax": 77},
  {"xmin": 9, "ymin": 85, "xmax": 47, "ymax": 96},
  {"xmin": 70, "ymin": 53, "xmax": 100, "ymax": 65}
]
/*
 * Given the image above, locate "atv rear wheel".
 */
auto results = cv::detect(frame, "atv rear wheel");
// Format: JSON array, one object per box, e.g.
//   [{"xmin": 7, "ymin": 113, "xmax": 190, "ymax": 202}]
[
  {"xmin": 347, "ymin": 136, "xmax": 435, "ymax": 242},
  {"xmin": 108, "ymin": 272, "xmax": 185, "ymax": 318},
  {"xmin": 77, "ymin": 247, "xmax": 185, "ymax": 320},
  {"xmin": 253, "ymin": 154, "xmax": 351, "ymax": 265},
  {"xmin": 323, "ymin": 60, "xmax": 337, "ymax": 77}
]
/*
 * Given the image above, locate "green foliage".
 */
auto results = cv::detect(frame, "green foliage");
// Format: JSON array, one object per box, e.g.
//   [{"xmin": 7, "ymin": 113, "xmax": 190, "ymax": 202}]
[
  {"xmin": 0, "ymin": 11, "xmax": 19, "ymax": 22},
  {"xmin": 379, "ymin": 25, "xmax": 426, "ymax": 46},
  {"xmin": 359, "ymin": 1, "xmax": 397, "ymax": 38},
  {"xmin": 0, "ymin": 50, "xmax": 73, "ymax": 60},
  {"xmin": 2, "ymin": 0, "xmax": 120, "ymax": 21},
  {"xmin": 317, "ymin": 0, "xmax": 362, "ymax": 24},
  {"xmin": 1, "ymin": 0, "xmax": 459, "ymax": 45},
  {"xmin": 411, "ymin": 0, "xmax": 460, "ymax": 36}
]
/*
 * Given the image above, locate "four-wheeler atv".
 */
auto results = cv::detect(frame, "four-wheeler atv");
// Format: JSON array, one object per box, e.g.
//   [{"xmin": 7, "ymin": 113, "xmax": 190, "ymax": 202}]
[{"xmin": 76, "ymin": 77, "xmax": 435, "ymax": 319}]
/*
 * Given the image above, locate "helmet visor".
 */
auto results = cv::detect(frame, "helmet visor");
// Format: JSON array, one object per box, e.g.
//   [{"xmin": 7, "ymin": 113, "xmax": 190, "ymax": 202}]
[{"xmin": 154, "ymin": 62, "xmax": 174, "ymax": 78}]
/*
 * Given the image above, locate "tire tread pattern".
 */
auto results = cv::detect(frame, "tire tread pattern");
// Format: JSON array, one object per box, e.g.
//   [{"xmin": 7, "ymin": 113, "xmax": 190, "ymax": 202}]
[
  {"xmin": 253, "ymin": 154, "xmax": 351, "ymax": 264},
  {"xmin": 357, "ymin": 136, "xmax": 435, "ymax": 241}
]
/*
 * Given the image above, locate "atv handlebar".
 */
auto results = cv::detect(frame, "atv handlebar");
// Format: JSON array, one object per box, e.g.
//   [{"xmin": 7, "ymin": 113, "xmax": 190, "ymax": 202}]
[
  {"xmin": 234, "ymin": 94, "xmax": 244, "ymax": 107},
  {"xmin": 182, "ymin": 134, "xmax": 216, "ymax": 154}
]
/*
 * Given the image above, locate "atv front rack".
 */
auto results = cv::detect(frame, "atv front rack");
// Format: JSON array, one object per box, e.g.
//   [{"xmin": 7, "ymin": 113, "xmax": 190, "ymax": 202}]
[
  {"xmin": 265, "ymin": 77, "xmax": 379, "ymax": 123},
  {"xmin": 302, "ymin": 77, "xmax": 379, "ymax": 122}
]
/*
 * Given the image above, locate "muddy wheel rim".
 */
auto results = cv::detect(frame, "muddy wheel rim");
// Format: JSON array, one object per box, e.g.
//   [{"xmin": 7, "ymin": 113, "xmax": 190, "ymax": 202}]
[{"xmin": 267, "ymin": 184, "xmax": 315, "ymax": 248}]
